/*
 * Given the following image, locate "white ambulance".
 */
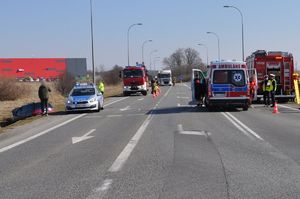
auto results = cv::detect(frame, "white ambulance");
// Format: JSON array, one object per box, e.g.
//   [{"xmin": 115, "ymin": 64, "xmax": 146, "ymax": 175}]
[{"xmin": 205, "ymin": 60, "xmax": 251, "ymax": 111}]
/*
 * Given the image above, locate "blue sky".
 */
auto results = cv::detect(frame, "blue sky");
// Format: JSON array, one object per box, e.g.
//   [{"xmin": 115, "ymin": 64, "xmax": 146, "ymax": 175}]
[{"xmin": 0, "ymin": 0, "xmax": 299, "ymax": 71}]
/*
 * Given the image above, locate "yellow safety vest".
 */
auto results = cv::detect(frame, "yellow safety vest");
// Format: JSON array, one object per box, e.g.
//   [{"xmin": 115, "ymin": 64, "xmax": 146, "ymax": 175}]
[
  {"xmin": 272, "ymin": 79, "xmax": 277, "ymax": 91},
  {"xmin": 98, "ymin": 82, "xmax": 105, "ymax": 92},
  {"xmin": 262, "ymin": 80, "xmax": 267, "ymax": 91},
  {"xmin": 266, "ymin": 79, "xmax": 276, "ymax": 92}
]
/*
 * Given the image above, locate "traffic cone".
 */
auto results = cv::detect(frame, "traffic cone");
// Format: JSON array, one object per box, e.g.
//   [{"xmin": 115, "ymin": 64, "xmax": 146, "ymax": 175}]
[{"xmin": 272, "ymin": 102, "xmax": 279, "ymax": 114}]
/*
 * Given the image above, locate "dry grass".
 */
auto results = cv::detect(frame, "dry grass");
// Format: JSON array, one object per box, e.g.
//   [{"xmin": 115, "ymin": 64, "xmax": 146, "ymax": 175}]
[
  {"xmin": 0, "ymin": 82, "xmax": 65, "ymax": 121},
  {"xmin": 0, "ymin": 82, "xmax": 123, "ymax": 130},
  {"xmin": 104, "ymin": 83, "xmax": 123, "ymax": 98},
  {"xmin": 0, "ymin": 77, "xmax": 30, "ymax": 101}
]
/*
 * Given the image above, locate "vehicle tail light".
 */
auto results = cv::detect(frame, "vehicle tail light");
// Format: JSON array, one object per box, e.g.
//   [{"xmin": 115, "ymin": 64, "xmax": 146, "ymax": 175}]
[{"xmin": 208, "ymin": 84, "xmax": 212, "ymax": 97}]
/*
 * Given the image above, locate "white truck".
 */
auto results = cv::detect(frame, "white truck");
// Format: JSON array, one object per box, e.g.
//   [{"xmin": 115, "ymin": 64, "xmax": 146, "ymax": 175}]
[{"xmin": 157, "ymin": 70, "xmax": 172, "ymax": 86}]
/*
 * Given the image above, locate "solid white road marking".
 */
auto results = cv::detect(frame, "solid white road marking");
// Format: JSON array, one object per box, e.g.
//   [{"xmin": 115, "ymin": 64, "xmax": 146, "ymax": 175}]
[
  {"xmin": 137, "ymin": 98, "xmax": 144, "ymax": 101},
  {"xmin": 221, "ymin": 112, "xmax": 254, "ymax": 140},
  {"xmin": 0, "ymin": 114, "xmax": 86, "ymax": 153},
  {"xmin": 120, "ymin": 106, "xmax": 130, "ymax": 111},
  {"xmin": 72, "ymin": 129, "xmax": 95, "ymax": 144},
  {"xmin": 221, "ymin": 112, "xmax": 264, "ymax": 141},
  {"xmin": 87, "ymin": 179, "xmax": 113, "ymax": 199},
  {"xmin": 0, "ymin": 96, "xmax": 130, "ymax": 154},
  {"xmin": 108, "ymin": 86, "xmax": 172, "ymax": 173},
  {"xmin": 177, "ymin": 96, "xmax": 190, "ymax": 99},
  {"xmin": 225, "ymin": 112, "xmax": 263, "ymax": 140},
  {"xmin": 278, "ymin": 104, "xmax": 300, "ymax": 112},
  {"xmin": 108, "ymin": 112, "xmax": 153, "ymax": 172},
  {"xmin": 104, "ymin": 97, "xmax": 129, "ymax": 107}
]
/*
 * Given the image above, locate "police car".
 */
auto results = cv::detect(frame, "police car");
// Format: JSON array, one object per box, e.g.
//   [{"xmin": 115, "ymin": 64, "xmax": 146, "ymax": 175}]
[{"xmin": 65, "ymin": 83, "xmax": 104, "ymax": 112}]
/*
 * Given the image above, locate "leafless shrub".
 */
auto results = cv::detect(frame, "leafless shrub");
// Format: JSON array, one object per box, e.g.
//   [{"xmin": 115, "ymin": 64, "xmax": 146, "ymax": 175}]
[
  {"xmin": 55, "ymin": 72, "xmax": 76, "ymax": 96},
  {"xmin": 97, "ymin": 65, "xmax": 123, "ymax": 85},
  {"xmin": 0, "ymin": 77, "xmax": 26, "ymax": 101}
]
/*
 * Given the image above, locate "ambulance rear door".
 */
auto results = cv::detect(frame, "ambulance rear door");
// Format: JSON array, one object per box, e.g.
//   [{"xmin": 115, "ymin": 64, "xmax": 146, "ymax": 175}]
[{"xmin": 191, "ymin": 69, "xmax": 206, "ymax": 102}]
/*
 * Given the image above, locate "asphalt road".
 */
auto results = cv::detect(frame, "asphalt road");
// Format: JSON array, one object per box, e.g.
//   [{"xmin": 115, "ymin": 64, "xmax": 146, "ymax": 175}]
[{"xmin": 0, "ymin": 83, "xmax": 300, "ymax": 199}]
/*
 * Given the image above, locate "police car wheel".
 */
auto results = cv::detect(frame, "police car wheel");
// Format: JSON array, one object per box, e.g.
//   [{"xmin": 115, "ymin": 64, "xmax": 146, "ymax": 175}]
[{"xmin": 96, "ymin": 102, "xmax": 101, "ymax": 112}]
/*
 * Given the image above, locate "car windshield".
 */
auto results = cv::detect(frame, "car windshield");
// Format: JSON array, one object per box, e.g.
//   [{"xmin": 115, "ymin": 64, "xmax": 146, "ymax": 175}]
[
  {"xmin": 158, "ymin": 74, "xmax": 170, "ymax": 78},
  {"xmin": 123, "ymin": 69, "xmax": 143, "ymax": 78},
  {"xmin": 213, "ymin": 70, "xmax": 245, "ymax": 86},
  {"xmin": 71, "ymin": 88, "xmax": 95, "ymax": 96}
]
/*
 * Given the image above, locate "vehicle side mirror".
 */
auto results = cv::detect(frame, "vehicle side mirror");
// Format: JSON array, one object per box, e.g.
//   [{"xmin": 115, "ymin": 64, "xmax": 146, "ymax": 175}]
[{"xmin": 119, "ymin": 71, "xmax": 122, "ymax": 78}]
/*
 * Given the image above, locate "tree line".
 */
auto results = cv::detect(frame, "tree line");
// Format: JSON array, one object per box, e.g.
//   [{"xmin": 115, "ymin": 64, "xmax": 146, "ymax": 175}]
[{"xmin": 163, "ymin": 47, "xmax": 207, "ymax": 81}]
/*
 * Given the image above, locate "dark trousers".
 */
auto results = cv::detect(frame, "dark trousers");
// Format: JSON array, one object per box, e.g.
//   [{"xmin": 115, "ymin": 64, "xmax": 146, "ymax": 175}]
[
  {"xmin": 40, "ymin": 98, "xmax": 48, "ymax": 114},
  {"xmin": 270, "ymin": 91, "xmax": 275, "ymax": 106},
  {"xmin": 263, "ymin": 91, "xmax": 269, "ymax": 105}
]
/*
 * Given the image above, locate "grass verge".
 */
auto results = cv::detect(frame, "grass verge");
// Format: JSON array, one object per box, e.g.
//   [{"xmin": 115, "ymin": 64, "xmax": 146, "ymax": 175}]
[{"xmin": 0, "ymin": 83, "xmax": 123, "ymax": 133}]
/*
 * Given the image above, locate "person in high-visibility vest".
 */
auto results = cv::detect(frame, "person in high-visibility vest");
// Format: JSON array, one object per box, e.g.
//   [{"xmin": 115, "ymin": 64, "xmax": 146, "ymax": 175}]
[
  {"xmin": 98, "ymin": 81, "xmax": 105, "ymax": 95},
  {"xmin": 262, "ymin": 75, "xmax": 269, "ymax": 106},
  {"xmin": 266, "ymin": 74, "xmax": 277, "ymax": 107}
]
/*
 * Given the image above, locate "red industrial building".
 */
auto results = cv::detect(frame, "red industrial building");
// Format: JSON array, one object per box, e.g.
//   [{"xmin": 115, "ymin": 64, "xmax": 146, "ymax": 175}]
[{"xmin": 0, "ymin": 58, "xmax": 87, "ymax": 80}]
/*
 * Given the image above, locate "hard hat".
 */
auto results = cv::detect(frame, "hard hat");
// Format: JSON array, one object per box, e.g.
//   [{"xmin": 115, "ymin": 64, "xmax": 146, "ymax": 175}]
[{"xmin": 270, "ymin": 74, "xmax": 275, "ymax": 77}]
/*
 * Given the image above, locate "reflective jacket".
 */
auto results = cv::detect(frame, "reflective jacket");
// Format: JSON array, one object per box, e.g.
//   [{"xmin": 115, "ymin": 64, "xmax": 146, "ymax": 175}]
[
  {"xmin": 266, "ymin": 79, "xmax": 277, "ymax": 92},
  {"xmin": 262, "ymin": 79, "xmax": 268, "ymax": 91},
  {"xmin": 98, "ymin": 82, "xmax": 105, "ymax": 93}
]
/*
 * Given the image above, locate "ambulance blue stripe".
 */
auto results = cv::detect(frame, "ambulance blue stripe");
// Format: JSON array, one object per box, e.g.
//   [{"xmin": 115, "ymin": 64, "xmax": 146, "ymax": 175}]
[{"xmin": 212, "ymin": 84, "xmax": 247, "ymax": 92}]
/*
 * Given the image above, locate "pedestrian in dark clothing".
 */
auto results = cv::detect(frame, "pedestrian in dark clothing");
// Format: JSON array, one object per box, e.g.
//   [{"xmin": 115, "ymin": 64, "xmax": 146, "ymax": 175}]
[
  {"xmin": 38, "ymin": 80, "xmax": 51, "ymax": 116},
  {"xmin": 269, "ymin": 74, "xmax": 277, "ymax": 107},
  {"xmin": 194, "ymin": 74, "xmax": 205, "ymax": 106},
  {"xmin": 262, "ymin": 75, "xmax": 269, "ymax": 106}
]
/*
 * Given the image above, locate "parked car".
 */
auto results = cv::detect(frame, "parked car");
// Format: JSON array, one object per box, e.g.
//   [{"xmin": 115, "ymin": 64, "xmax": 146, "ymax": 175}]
[{"xmin": 65, "ymin": 83, "xmax": 104, "ymax": 113}]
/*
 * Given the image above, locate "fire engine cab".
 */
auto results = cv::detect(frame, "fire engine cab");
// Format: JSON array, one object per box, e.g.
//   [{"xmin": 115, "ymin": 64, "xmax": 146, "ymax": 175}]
[
  {"xmin": 205, "ymin": 60, "xmax": 251, "ymax": 111},
  {"xmin": 120, "ymin": 63, "xmax": 148, "ymax": 96}
]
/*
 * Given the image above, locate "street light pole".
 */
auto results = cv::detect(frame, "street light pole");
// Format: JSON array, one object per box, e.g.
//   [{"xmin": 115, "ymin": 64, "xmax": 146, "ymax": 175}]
[
  {"xmin": 142, "ymin": 39, "xmax": 152, "ymax": 64},
  {"xmin": 89, "ymin": 0, "xmax": 95, "ymax": 84},
  {"xmin": 127, "ymin": 23, "xmax": 143, "ymax": 66},
  {"xmin": 224, "ymin": 5, "xmax": 244, "ymax": 61},
  {"xmin": 198, "ymin": 43, "xmax": 209, "ymax": 67},
  {"xmin": 207, "ymin": 31, "xmax": 220, "ymax": 62},
  {"xmin": 149, "ymin": 50, "xmax": 157, "ymax": 70}
]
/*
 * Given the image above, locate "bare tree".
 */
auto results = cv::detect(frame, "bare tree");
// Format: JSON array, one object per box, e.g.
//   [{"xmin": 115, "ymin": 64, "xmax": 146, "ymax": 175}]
[
  {"xmin": 55, "ymin": 72, "xmax": 76, "ymax": 96},
  {"xmin": 98, "ymin": 65, "xmax": 123, "ymax": 85},
  {"xmin": 184, "ymin": 48, "xmax": 202, "ymax": 66},
  {"xmin": 163, "ymin": 48, "xmax": 184, "ymax": 69},
  {"xmin": 163, "ymin": 47, "xmax": 206, "ymax": 82}
]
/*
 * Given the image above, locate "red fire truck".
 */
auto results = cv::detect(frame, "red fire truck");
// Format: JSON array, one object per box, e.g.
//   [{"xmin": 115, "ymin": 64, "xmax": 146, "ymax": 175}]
[
  {"xmin": 246, "ymin": 50, "xmax": 295, "ymax": 102},
  {"xmin": 120, "ymin": 64, "xmax": 148, "ymax": 96}
]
